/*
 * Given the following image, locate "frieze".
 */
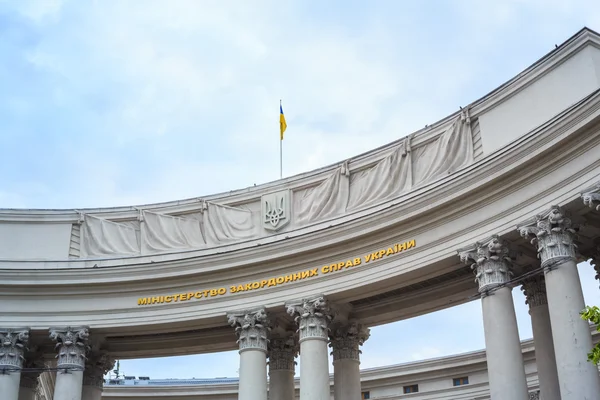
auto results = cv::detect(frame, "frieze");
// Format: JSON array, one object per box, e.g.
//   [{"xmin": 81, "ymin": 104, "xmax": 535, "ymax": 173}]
[
  {"xmin": 458, "ymin": 236, "xmax": 515, "ymax": 293},
  {"xmin": 286, "ymin": 296, "xmax": 334, "ymax": 342},
  {"xmin": 518, "ymin": 206, "xmax": 578, "ymax": 269},
  {"xmin": 227, "ymin": 308, "xmax": 270, "ymax": 353},
  {"xmin": 49, "ymin": 326, "xmax": 90, "ymax": 369},
  {"xmin": 0, "ymin": 328, "xmax": 29, "ymax": 370}
]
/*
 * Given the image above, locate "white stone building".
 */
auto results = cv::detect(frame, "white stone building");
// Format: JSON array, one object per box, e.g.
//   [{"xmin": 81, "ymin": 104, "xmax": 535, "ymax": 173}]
[{"xmin": 2, "ymin": 27, "xmax": 600, "ymax": 400}]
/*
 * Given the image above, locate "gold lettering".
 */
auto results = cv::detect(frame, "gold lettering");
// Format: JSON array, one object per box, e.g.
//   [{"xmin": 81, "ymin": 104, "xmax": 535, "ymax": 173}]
[
  {"xmin": 203, "ymin": 290, "xmax": 210, "ymax": 297},
  {"xmin": 394, "ymin": 243, "xmax": 399, "ymax": 253},
  {"xmin": 406, "ymin": 239, "xmax": 416, "ymax": 249},
  {"xmin": 345, "ymin": 260, "xmax": 353, "ymax": 268},
  {"xmin": 309, "ymin": 268, "xmax": 318, "ymax": 277},
  {"xmin": 321, "ymin": 265, "xmax": 330, "ymax": 274},
  {"xmin": 260, "ymin": 280, "xmax": 268, "ymax": 288},
  {"xmin": 151, "ymin": 296, "xmax": 160, "ymax": 304},
  {"xmin": 354, "ymin": 257, "xmax": 361, "ymax": 266},
  {"xmin": 284, "ymin": 275, "xmax": 293, "ymax": 283},
  {"xmin": 386, "ymin": 247, "xmax": 394, "ymax": 256},
  {"xmin": 194, "ymin": 292, "xmax": 202, "ymax": 299},
  {"xmin": 230, "ymin": 286, "xmax": 237, "ymax": 293},
  {"xmin": 187, "ymin": 292, "xmax": 194, "ymax": 300},
  {"xmin": 268, "ymin": 279, "xmax": 277, "ymax": 286},
  {"xmin": 237, "ymin": 285, "xmax": 245, "ymax": 292},
  {"xmin": 378, "ymin": 249, "xmax": 386, "ymax": 258},
  {"xmin": 337, "ymin": 262, "xmax": 345, "ymax": 270},
  {"xmin": 137, "ymin": 298, "xmax": 148, "ymax": 305},
  {"xmin": 293, "ymin": 272, "xmax": 302, "ymax": 280},
  {"xmin": 276, "ymin": 277, "xmax": 285, "ymax": 284},
  {"xmin": 251, "ymin": 282, "xmax": 260, "ymax": 289},
  {"xmin": 217, "ymin": 288, "xmax": 227, "ymax": 295},
  {"xmin": 364, "ymin": 254, "xmax": 372, "ymax": 263},
  {"xmin": 301, "ymin": 270, "xmax": 310, "ymax": 279},
  {"xmin": 180, "ymin": 293, "xmax": 188, "ymax": 301},
  {"xmin": 397, "ymin": 242, "xmax": 407, "ymax": 252},
  {"xmin": 371, "ymin": 252, "xmax": 380, "ymax": 260},
  {"xmin": 210, "ymin": 289, "xmax": 218, "ymax": 296},
  {"xmin": 165, "ymin": 295, "xmax": 173, "ymax": 303}
]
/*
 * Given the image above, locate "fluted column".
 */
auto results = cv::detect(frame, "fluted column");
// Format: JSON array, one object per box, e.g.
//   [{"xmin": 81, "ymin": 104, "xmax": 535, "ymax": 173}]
[
  {"xmin": 227, "ymin": 308, "xmax": 270, "ymax": 400},
  {"xmin": 329, "ymin": 322, "xmax": 370, "ymax": 400},
  {"xmin": 0, "ymin": 329, "xmax": 30, "ymax": 400},
  {"xmin": 49, "ymin": 327, "xmax": 90, "ymax": 400},
  {"xmin": 268, "ymin": 335, "xmax": 298, "ymax": 400},
  {"xmin": 519, "ymin": 206, "xmax": 600, "ymax": 399},
  {"xmin": 82, "ymin": 352, "xmax": 113, "ymax": 400},
  {"xmin": 286, "ymin": 296, "xmax": 334, "ymax": 400},
  {"xmin": 459, "ymin": 236, "xmax": 529, "ymax": 400},
  {"xmin": 521, "ymin": 276, "xmax": 560, "ymax": 400}
]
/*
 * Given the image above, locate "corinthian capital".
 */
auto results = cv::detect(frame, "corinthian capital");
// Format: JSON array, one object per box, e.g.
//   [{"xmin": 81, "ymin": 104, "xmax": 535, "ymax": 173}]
[
  {"xmin": 227, "ymin": 308, "xmax": 270, "ymax": 353},
  {"xmin": 268, "ymin": 336, "xmax": 298, "ymax": 371},
  {"xmin": 286, "ymin": 296, "xmax": 334, "ymax": 342},
  {"xmin": 0, "ymin": 328, "xmax": 30, "ymax": 370},
  {"xmin": 49, "ymin": 326, "xmax": 90, "ymax": 369},
  {"xmin": 458, "ymin": 235, "xmax": 514, "ymax": 293},
  {"xmin": 582, "ymin": 182, "xmax": 600, "ymax": 211},
  {"xmin": 518, "ymin": 206, "xmax": 578, "ymax": 269},
  {"xmin": 329, "ymin": 322, "xmax": 370, "ymax": 362},
  {"xmin": 521, "ymin": 275, "xmax": 548, "ymax": 309},
  {"xmin": 83, "ymin": 351, "xmax": 115, "ymax": 388}
]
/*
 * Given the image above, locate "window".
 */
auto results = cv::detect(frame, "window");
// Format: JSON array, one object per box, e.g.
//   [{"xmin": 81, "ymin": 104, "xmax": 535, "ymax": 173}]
[
  {"xmin": 453, "ymin": 376, "xmax": 469, "ymax": 386},
  {"xmin": 361, "ymin": 392, "xmax": 370, "ymax": 399},
  {"xmin": 403, "ymin": 384, "xmax": 419, "ymax": 393}
]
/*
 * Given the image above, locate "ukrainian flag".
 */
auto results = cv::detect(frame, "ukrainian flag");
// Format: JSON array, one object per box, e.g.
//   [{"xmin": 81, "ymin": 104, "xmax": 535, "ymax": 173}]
[{"xmin": 280, "ymin": 103, "xmax": 287, "ymax": 140}]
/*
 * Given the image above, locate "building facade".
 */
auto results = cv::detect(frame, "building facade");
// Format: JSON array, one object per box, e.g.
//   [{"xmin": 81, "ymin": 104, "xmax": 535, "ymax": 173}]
[{"xmin": 2, "ymin": 27, "xmax": 600, "ymax": 400}]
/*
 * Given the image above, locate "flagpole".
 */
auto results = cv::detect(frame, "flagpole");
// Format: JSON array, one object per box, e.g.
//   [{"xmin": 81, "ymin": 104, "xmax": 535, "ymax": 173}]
[{"xmin": 280, "ymin": 99, "xmax": 283, "ymax": 179}]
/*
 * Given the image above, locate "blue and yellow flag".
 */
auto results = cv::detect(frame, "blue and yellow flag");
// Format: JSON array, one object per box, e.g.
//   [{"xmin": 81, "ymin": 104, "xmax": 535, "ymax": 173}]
[{"xmin": 280, "ymin": 103, "xmax": 287, "ymax": 140}]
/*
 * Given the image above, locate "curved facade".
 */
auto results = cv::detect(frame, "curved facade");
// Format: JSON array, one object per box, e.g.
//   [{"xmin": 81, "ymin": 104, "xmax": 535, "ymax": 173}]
[{"xmin": 2, "ymin": 27, "xmax": 600, "ymax": 400}]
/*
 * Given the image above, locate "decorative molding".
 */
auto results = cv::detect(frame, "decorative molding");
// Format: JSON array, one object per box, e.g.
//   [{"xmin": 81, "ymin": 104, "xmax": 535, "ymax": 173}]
[
  {"xmin": 49, "ymin": 326, "xmax": 90, "ymax": 369},
  {"xmin": 227, "ymin": 308, "xmax": 270, "ymax": 353},
  {"xmin": 529, "ymin": 391, "xmax": 540, "ymax": 400},
  {"xmin": 329, "ymin": 322, "xmax": 370, "ymax": 362},
  {"xmin": 587, "ymin": 245, "xmax": 600, "ymax": 287},
  {"xmin": 0, "ymin": 328, "xmax": 29, "ymax": 370},
  {"xmin": 518, "ymin": 206, "xmax": 578, "ymax": 269},
  {"xmin": 581, "ymin": 182, "xmax": 600, "ymax": 211},
  {"xmin": 521, "ymin": 275, "xmax": 548, "ymax": 308},
  {"xmin": 458, "ymin": 235, "xmax": 514, "ymax": 293},
  {"xmin": 286, "ymin": 296, "xmax": 334, "ymax": 342},
  {"xmin": 268, "ymin": 336, "xmax": 298, "ymax": 371},
  {"xmin": 83, "ymin": 351, "xmax": 115, "ymax": 388}
]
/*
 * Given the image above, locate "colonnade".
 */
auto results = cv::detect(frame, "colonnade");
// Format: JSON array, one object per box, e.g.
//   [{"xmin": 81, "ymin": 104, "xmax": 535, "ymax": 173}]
[{"xmin": 1, "ymin": 189, "xmax": 600, "ymax": 400}]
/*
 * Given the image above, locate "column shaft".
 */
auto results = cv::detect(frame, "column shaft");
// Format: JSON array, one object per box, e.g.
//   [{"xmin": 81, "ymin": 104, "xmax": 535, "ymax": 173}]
[
  {"xmin": 519, "ymin": 206, "xmax": 600, "ymax": 400},
  {"xmin": 545, "ymin": 260, "xmax": 600, "ymax": 399},
  {"xmin": 17, "ymin": 387, "xmax": 36, "ymax": 400},
  {"xmin": 228, "ymin": 308, "xmax": 270, "ymax": 400},
  {"xmin": 333, "ymin": 359, "xmax": 360, "ymax": 400},
  {"xmin": 287, "ymin": 296, "xmax": 334, "ymax": 400},
  {"xmin": 482, "ymin": 287, "xmax": 529, "ymax": 400},
  {"xmin": 50, "ymin": 327, "xmax": 90, "ymax": 400},
  {"xmin": 268, "ymin": 369, "xmax": 294, "ymax": 400},
  {"xmin": 299, "ymin": 339, "xmax": 330, "ymax": 400},
  {"xmin": 330, "ymin": 322, "xmax": 369, "ymax": 400},
  {"xmin": 459, "ymin": 236, "xmax": 528, "ymax": 400},
  {"xmin": 0, "ymin": 329, "xmax": 30, "ymax": 400}
]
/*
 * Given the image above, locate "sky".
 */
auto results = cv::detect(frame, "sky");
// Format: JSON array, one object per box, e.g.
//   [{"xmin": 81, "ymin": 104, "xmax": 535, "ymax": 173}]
[{"xmin": 1, "ymin": 0, "xmax": 600, "ymax": 380}]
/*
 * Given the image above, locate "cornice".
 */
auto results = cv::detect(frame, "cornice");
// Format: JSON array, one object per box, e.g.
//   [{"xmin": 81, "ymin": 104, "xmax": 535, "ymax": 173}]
[{"xmin": 1, "ymin": 29, "xmax": 599, "ymax": 228}]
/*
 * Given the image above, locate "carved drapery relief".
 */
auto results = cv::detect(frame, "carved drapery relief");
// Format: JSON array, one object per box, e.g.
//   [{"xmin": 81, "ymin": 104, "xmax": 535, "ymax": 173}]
[
  {"xmin": 581, "ymin": 182, "xmax": 600, "ymax": 211},
  {"xmin": 329, "ymin": 322, "xmax": 370, "ymax": 362},
  {"xmin": 518, "ymin": 206, "xmax": 578, "ymax": 269},
  {"xmin": 0, "ymin": 328, "xmax": 29, "ymax": 370},
  {"xmin": 227, "ymin": 308, "xmax": 270, "ymax": 353},
  {"xmin": 286, "ymin": 296, "xmax": 334, "ymax": 342},
  {"xmin": 458, "ymin": 236, "xmax": 514, "ymax": 293},
  {"xmin": 83, "ymin": 352, "xmax": 115, "ymax": 388},
  {"xmin": 49, "ymin": 327, "xmax": 90, "ymax": 369},
  {"xmin": 268, "ymin": 336, "xmax": 298, "ymax": 371},
  {"xmin": 72, "ymin": 115, "xmax": 475, "ymax": 259},
  {"xmin": 521, "ymin": 275, "xmax": 548, "ymax": 308}
]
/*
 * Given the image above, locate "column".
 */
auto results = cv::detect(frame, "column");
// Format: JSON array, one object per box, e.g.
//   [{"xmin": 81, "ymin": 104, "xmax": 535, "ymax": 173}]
[
  {"xmin": 268, "ymin": 335, "xmax": 298, "ymax": 400},
  {"xmin": 0, "ymin": 328, "xmax": 30, "ymax": 400},
  {"xmin": 329, "ymin": 322, "xmax": 370, "ymax": 400},
  {"xmin": 286, "ymin": 296, "xmax": 334, "ymax": 400},
  {"xmin": 19, "ymin": 348, "xmax": 45, "ymax": 400},
  {"xmin": 49, "ymin": 327, "xmax": 90, "ymax": 400},
  {"xmin": 227, "ymin": 308, "xmax": 270, "ymax": 400},
  {"xmin": 82, "ymin": 352, "xmax": 114, "ymax": 400},
  {"xmin": 519, "ymin": 206, "xmax": 600, "ymax": 399},
  {"xmin": 582, "ymin": 184, "xmax": 600, "ymax": 288},
  {"xmin": 458, "ymin": 236, "xmax": 529, "ymax": 400},
  {"xmin": 521, "ymin": 276, "xmax": 560, "ymax": 400}
]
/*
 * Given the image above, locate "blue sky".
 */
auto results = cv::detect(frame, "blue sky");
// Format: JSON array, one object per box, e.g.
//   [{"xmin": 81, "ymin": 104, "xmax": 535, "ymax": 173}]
[{"xmin": 1, "ymin": 0, "xmax": 600, "ymax": 379}]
